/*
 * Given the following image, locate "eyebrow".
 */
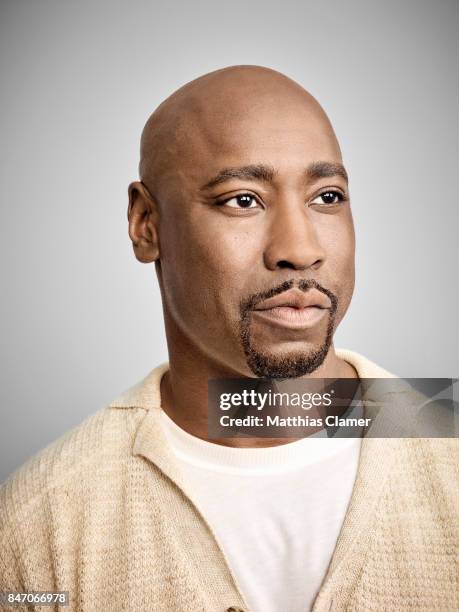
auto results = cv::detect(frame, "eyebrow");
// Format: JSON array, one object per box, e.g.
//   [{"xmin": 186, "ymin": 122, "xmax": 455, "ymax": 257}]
[
  {"xmin": 201, "ymin": 164, "xmax": 275, "ymax": 190},
  {"xmin": 307, "ymin": 161, "xmax": 349, "ymax": 183},
  {"xmin": 200, "ymin": 160, "xmax": 348, "ymax": 191}
]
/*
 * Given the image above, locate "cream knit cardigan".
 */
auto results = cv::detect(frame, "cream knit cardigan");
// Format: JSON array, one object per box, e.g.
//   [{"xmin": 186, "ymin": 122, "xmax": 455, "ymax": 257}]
[{"xmin": 1, "ymin": 349, "xmax": 457, "ymax": 611}]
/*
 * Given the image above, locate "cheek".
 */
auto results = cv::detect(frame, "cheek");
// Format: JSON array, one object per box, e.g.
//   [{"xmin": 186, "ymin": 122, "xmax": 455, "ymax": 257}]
[
  {"xmin": 318, "ymin": 208, "xmax": 355, "ymax": 265},
  {"xmin": 158, "ymin": 211, "xmax": 260, "ymax": 329},
  {"xmin": 322, "ymin": 220, "xmax": 355, "ymax": 318}
]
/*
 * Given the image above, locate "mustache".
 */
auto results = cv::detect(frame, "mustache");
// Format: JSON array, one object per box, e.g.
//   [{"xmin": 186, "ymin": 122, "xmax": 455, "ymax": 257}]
[{"xmin": 239, "ymin": 279, "xmax": 338, "ymax": 316}]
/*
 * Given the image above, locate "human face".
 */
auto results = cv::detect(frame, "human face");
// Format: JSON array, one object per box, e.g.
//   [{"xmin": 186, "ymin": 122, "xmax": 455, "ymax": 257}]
[{"xmin": 153, "ymin": 101, "xmax": 355, "ymax": 378}]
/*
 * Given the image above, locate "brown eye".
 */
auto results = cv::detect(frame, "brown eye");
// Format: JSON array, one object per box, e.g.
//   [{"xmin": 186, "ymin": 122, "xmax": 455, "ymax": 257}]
[
  {"xmin": 311, "ymin": 191, "xmax": 344, "ymax": 205},
  {"xmin": 222, "ymin": 194, "xmax": 259, "ymax": 209}
]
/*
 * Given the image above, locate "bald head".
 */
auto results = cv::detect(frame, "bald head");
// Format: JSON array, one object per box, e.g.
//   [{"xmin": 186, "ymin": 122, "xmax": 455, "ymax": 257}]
[{"xmin": 139, "ymin": 65, "xmax": 341, "ymax": 196}]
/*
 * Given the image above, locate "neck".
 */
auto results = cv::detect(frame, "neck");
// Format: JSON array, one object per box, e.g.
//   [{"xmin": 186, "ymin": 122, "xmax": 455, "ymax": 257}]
[{"xmin": 160, "ymin": 317, "xmax": 358, "ymax": 449}]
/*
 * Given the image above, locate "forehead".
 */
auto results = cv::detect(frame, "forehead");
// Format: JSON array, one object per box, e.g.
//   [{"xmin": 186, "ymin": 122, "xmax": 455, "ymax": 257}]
[{"xmin": 148, "ymin": 90, "xmax": 342, "ymax": 200}]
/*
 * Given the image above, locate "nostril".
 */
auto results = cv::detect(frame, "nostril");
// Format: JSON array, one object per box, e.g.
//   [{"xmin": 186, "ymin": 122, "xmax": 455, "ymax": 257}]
[
  {"xmin": 310, "ymin": 259, "xmax": 322, "ymax": 270},
  {"xmin": 277, "ymin": 260, "xmax": 296, "ymax": 269}
]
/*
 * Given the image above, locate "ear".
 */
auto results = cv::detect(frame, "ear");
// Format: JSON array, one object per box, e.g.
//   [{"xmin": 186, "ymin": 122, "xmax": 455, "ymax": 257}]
[{"xmin": 127, "ymin": 181, "xmax": 160, "ymax": 263}]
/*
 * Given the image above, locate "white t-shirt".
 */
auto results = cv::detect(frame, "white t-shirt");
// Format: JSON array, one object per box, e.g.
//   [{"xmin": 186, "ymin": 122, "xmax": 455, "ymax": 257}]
[{"xmin": 160, "ymin": 404, "xmax": 362, "ymax": 612}]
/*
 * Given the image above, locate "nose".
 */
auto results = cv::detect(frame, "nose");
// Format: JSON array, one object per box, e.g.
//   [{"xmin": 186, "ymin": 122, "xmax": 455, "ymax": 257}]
[{"xmin": 263, "ymin": 199, "xmax": 326, "ymax": 271}]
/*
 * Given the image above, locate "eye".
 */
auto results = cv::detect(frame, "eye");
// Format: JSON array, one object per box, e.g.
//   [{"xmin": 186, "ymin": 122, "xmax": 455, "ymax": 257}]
[
  {"xmin": 310, "ymin": 190, "xmax": 345, "ymax": 206},
  {"xmin": 219, "ymin": 194, "xmax": 260, "ymax": 209}
]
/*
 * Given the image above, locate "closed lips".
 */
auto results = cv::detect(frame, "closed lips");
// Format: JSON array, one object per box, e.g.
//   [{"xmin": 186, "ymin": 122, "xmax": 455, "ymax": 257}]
[{"xmin": 253, "ymin": 288, "xmax": 331, "ymax": 311}]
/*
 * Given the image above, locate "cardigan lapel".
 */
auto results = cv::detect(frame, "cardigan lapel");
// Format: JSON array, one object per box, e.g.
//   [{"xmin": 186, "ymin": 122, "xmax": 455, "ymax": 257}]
[
  {"xmin": 109, "ymin": 362, "xmax": 217, "ymax": 503},
  {"xmin": 312, "ymin": 348, "xmax": 403, "ymax": 609},
  {"xmin": 110, "ymin": 364, "xmax": 250, "ymax": 609},
  {"xmin": 310, "ymin": 436, "xmax": 400, "ymax": 610}
]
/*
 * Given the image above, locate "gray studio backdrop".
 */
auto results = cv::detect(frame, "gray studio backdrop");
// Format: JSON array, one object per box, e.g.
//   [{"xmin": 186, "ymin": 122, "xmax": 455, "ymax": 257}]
[{"xmin": 1, "ymin": 0, "xmax": 458, "ymax": 482}]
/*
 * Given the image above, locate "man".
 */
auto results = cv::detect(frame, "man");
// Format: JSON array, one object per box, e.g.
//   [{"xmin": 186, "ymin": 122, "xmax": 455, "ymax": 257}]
[{"xmin": 0, "ymin": 66, "xmax": 457, "ymax": 611}]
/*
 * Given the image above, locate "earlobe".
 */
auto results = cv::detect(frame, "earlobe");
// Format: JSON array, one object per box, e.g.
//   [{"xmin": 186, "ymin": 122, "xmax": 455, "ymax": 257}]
[{"xmin": 127, "ymin": 181, "xmax": 160, "ymax": 263}]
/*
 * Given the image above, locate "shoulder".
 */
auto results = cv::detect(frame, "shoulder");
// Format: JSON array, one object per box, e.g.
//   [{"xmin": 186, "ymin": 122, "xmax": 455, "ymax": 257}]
[
  {"xmin": 335, "ymin": 348, "xmax": 397, "ymax": 378},
  {"xmin": 400, "ymin": 437, "xmax": 459, "ymax": 472},
  {"xmin": 416, "ymin": 437, "xmax": 459, "ymax": 477},
  {"xmin": 385, "ymin": 438, "xmax": 459, "ymax": 536},
  {"xmin": 0, "ymin": 362, "xmax": 170, "ymax": 522},
  {"xmin": 0, "ymin": 364, "xmax": 169, "ymax": 593},
  {"xmin": 0, "ymin": 404, "xmax": 147, "ymax": 528}
]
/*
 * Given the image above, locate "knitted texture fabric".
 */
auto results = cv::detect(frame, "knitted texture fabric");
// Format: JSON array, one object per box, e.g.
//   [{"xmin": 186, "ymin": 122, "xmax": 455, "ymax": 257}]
[{"xmin": 0, "ymin": 349, "xmax": 457, "ymax": 611}]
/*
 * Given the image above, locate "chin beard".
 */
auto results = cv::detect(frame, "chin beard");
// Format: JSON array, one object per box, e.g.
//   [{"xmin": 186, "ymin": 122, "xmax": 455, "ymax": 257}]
[
  {"xmin": 238, "ymin": 279, "xmax": 339, "ymax": 379},
  {"xmin": 240, "ymin": 313, "xmax": 335, "ymax": 379}
]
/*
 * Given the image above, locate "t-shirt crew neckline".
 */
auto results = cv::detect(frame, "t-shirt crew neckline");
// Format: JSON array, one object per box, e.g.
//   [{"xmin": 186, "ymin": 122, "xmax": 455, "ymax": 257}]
[{"xmin": 159, "ymin": 389, "xmax": 363, "ymax": 476}]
